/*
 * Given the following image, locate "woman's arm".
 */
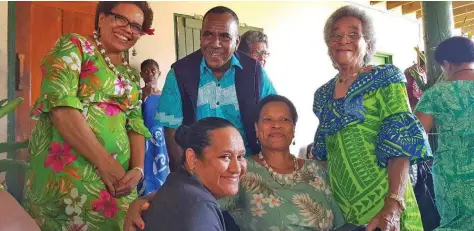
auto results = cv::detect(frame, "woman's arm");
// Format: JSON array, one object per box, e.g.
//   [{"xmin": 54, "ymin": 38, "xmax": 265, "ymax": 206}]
[
  {"xmin": 128, "ymin": 131, "xmax": 145, "ymax": 170},
  {"xmin": 115, "ymin": 128, "xmax": 147, "ymax": 198},
  {"xmin": 415, "ymin": 111, "xmax": 434, "ymax": 133},
  {"xmin": 51, "ymin": 107, "xmax": 119, "ymax": 170},
  {"xmin": 51, "ymin": 107, "xmax": 126, "ymax": 195}
]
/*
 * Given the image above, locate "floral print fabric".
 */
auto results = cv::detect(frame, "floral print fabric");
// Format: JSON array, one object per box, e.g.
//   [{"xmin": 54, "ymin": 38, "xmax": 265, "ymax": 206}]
[
  {"xmin": 220, "ymin": 158, "xmax": 345, "ymax": 231},
  {"xmin": 23, "ymin": 33, "xmax": 151, "ymax": 231}
]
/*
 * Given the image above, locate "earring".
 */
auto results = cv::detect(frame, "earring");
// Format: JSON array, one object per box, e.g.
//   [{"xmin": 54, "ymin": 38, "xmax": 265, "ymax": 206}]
[
  {"xmin": 256, "ymin": 138, "xmax": 260, "ymax": 146},
  {"xmin": 132, "ymin": 47, "xmax": 137, "ymax": 56},
  {"xmin": 292, "ymin": 139, "xmax": 296, "ymax": 145}
]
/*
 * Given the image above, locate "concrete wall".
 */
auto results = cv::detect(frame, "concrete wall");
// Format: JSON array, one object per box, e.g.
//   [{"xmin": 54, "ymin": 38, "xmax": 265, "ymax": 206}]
[{"xmin": 128, "ymin": 1, "xmax": 423, "ymax": 154}]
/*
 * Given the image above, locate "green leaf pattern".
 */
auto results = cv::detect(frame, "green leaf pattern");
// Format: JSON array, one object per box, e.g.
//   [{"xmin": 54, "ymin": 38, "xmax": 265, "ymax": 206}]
[{"xmin": 415, "ymin": 81, "xmax": 474, "ymax": 229}]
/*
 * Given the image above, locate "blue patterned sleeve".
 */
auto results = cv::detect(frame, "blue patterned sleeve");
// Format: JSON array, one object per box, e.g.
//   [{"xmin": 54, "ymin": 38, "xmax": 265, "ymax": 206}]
[
  {"xmin": 260, "ymin": 67, "xmax": 277, "ymax": 99},
  {"xmin": 312, "ymin": 86, "xmax": 328, "ymax": 161},
  {"xmin": 312, "ymin": 127, "xmax": 327, "ymax": 161},
  {"xmin": 375, "ymin": 82, "xmax": 433, "ymax": 167},
  {"xmin": 156, "ymin": 69, "xmax": 183, "ymax": 129}
]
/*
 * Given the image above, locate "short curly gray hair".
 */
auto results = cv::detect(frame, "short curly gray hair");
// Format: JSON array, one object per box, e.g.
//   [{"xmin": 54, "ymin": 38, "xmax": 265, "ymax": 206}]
[
  {"xmin": 324, "ymin": 5, "xmax": 376, "ymax": 66},
  {"xmin": 238, "ymin": 30, "xmax": 268, "ymax": 54}
]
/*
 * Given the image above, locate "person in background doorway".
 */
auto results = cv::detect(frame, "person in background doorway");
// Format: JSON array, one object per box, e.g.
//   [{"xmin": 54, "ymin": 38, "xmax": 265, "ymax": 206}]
[
  {"xmin": 137, "ymin": 59, "xmax": 170, "ymax": 196},
  {"xmin": 157, "ymin": 6, "xmax": 276, "ymax": 172},
  {"xmin": 415, "ymin": 36, "xmax": 474, "ymax": 231},
  {"xmin": 238, "ymin": 30, "xmax": 270, "ymax": 67}
]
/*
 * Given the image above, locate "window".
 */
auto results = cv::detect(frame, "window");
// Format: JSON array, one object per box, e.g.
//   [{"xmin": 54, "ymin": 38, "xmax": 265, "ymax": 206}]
[
  {"xmin": 174, "ymin": 14, "xmax": 263, "ymax": 60},
  {"xmin": 371, "ymin": 52, "xmax": 393, "ymax": 65}
]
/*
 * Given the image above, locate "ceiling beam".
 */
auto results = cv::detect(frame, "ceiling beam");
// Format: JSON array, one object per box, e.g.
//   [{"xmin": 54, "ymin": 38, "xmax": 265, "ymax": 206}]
[
  {"xmin": 402, "ymin": 1, "xmax": 421, "ymax": 15},
  {"xmin": 454, "ymin": 4, "xmax": 474, "ymax": 17},
  {"xmin": 455, "ymin": 19, "xmax": 474, "ymax": 29},
  {"xmin": 461, "ymin": 24, "xmax": 474, "ymax": 33},
  {"xmin": 452, "ymin": 1, "xmax": 474, "ymax": 10},
  {"xmin": 454, "ymin": 11, "xmax": 474, "ymax": 23},
  {"xmin": 370, "ymin": 1, "xmax": 383, "ymax": 5},
  {"xmin": 387, "ymin": 1, "xmax": 413, "ymax": 10},
  {"xmin": 416, "ymin": 10, "xmax": 422, "ymax": 18}
]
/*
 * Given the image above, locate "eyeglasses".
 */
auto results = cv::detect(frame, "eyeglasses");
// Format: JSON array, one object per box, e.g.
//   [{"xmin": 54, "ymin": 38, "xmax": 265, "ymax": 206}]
[
  {"xmin": 251, "ymin": 50, "xmax": 271, "ymax": 58},
  {"xmin": 329, "ymin": 32, "xmax": 363, "ymax": 42},
  {"xmin": 107, "ymin": 12, "xmax": 143, "ymax": 35}
]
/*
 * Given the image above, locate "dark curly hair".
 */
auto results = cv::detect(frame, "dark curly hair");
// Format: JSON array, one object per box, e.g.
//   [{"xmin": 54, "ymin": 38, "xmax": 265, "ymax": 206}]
[
  {"xmin": 255, "ymin": 94, "xmax": 298, "ymax": 125},
  {"xmin": 435, "ymin": 36, "xmax": 474, "ymax": 65},
  {"xmin": 95, "ymin": 1, "xmax": 154, "ymax": 31},
  {"xmin": 140, "ymin": 59, "xmax": 159, "ymax": 70}
]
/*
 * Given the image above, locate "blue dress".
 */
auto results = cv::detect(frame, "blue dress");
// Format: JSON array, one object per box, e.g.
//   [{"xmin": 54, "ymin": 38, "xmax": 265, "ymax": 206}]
[{"xmin": 138, "ymin": 94, "xmax": 170, "ymax": 196}]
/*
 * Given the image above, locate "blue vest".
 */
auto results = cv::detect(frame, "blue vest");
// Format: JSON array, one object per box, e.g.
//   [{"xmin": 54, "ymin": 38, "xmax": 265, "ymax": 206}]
[{"xmin": 171, "ymin": 50, "xmax": 262, "ymax": 154}]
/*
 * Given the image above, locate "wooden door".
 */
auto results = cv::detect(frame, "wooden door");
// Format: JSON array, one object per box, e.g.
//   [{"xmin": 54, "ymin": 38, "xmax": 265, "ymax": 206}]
[
  {"xmin": 10, "ymin": 1, "xmax": 96, "ymax": 199},
  {"xmin": 15, "ymin": 1, "xmax": 96, "ymax": 141}
]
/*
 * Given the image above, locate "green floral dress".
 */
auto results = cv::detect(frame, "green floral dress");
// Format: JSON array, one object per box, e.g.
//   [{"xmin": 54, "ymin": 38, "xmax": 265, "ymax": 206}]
[
  {"xmin": 22, "ymin": 33, "xmax": 151, "ymax": 231},
  {"xmin": 220, "ymin": 158, "xmax": 345, "ymax": 231},
  {"xmin": 416, "ymin": 80, "xmax": 474, "ymax": 230}
]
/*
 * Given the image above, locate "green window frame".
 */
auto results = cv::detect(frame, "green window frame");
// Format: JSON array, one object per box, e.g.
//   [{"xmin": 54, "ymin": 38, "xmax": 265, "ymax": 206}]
[
  {"xmin": 174, "ymin": 14, "xmax": 263, "ymax": 60},
  {"xmin": 371, "ymin": 52, "xmax": 393, "ymax": 65}
]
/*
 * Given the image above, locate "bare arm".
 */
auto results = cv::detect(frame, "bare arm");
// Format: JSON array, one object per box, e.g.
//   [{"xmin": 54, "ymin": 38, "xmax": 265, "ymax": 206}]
[
  {"xmin": 164, "ymin": 127, "xmax": 183, "ymax": 172},
  {"xmin": 387, "ymin": 157, "xmax": 410, "ymax": 199},
  {"xmin": 51, "ymin": 107, "xmax": 112, "ymax": 169},
  {"xmin": 415, "ymin": 111, "xmax": 434, "ymax": 133},
  {"xmin": 128, "ymin": 131, "xmax": 145, "ymax": 170}
]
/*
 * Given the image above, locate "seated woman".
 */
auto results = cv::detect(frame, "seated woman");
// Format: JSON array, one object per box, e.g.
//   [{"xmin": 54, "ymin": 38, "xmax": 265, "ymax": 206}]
[
  {"xmin": 140, "ymin": 117, "xmax": 247, "ymax": 231},
  {"xmin": 125, "ymin": 95, "xmax": 353, "ymax": 231},
  {"xmin": 415, "ymin": 36, "xmax": 474, "ymax": 230},
  {"xmin": 220, "ymin": 94, "xmax": 345, "ymax": 230}
]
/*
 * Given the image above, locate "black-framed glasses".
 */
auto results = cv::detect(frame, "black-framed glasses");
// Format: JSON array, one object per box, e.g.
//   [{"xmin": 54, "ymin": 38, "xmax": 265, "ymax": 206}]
[
  {"xmin": 330, "ymin": 32, "xmax": 363, "ymax": 42},
  {"xmin": 107, "ymin": 12, "xmax": 143, "ymax": 35}
]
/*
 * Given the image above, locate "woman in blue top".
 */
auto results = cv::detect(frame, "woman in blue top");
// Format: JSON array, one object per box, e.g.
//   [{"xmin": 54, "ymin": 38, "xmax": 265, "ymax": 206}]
[{"xmin": 137, "ymin": 59, "xmax": 170, "ymax": 196}]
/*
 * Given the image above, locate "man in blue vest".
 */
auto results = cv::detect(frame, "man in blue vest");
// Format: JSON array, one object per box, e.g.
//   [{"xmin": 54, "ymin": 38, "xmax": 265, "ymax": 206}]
[{"xmin": 157, "ymin": 6, "xmax": 276, "ymax": 171}]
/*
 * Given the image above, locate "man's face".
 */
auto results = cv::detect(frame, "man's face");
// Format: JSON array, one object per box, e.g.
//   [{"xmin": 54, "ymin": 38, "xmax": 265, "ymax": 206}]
[
  {"xmin": 249, "ymin": 42, "xmax": 269, "ymax": 66},
  {"xmin": 200, "ymin": 13, "xmax": 240, "ymax": 71}
]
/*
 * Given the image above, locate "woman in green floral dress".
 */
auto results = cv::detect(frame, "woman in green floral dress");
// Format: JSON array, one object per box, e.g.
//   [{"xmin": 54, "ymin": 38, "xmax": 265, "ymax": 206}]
[
  {"xmin": 313, "ymin": 6, "xmax": 432, "ymax": 231},
  {"xmin": 415, "ymin": 36, "xmax": 474, "ymax": 231},
  {"xmin": 23, "ymin": 2, "xmax": 154, "ymax": 230}
]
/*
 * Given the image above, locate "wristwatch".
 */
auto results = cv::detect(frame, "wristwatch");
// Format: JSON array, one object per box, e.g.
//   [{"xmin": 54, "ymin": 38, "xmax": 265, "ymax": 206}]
[
  {"xmin": 386, "ymin": 193, "xmax": 406, "ymax": 211},
  {"xmin": 132, "ymin": 167, "xmax": 144, "ymax": 181}
]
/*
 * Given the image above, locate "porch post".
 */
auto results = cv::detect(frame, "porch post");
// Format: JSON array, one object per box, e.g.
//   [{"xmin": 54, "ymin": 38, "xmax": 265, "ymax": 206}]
[{"xmin": 422, "ymin": 1, "xmax": 454, "ymax": 85}]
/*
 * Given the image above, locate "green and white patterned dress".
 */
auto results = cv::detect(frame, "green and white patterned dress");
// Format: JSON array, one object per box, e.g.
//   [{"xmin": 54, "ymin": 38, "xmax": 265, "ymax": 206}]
[
  {"xmin": 416, "ymin": 80, "xmax": 474, "ymax": 231},
  {"xmin": 220, "ymin": 157, "xmax": 345, "ymax": 231},
  {"xmin": 22, "ymin": 33, "xmax": 151, "ymax": 231},
  {"xmin": 312, "ymin": 65, "xmax": 433, "ymax": 230}
]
